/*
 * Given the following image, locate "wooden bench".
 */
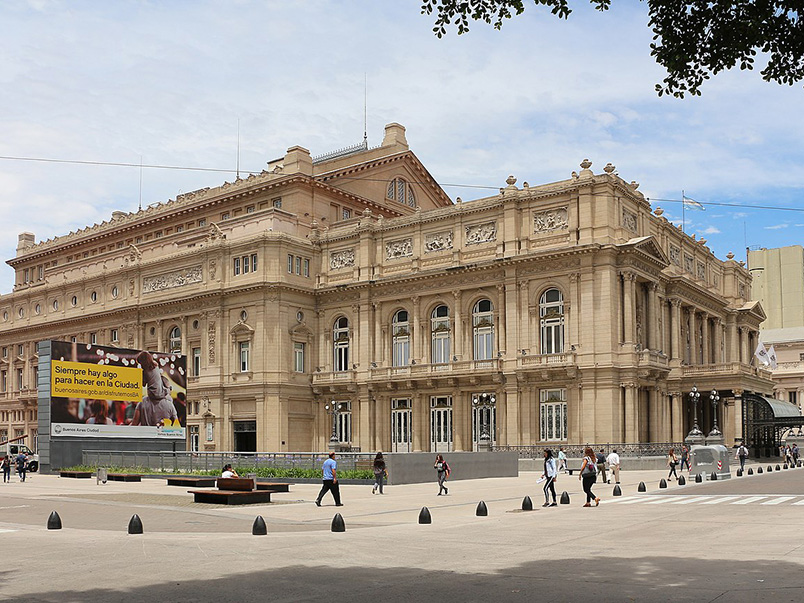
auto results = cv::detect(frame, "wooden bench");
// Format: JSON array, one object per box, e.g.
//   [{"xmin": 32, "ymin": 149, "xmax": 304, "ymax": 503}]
[
  {"xmin": 188, "ymin": 477, "xmax": 273, "ymax": 505},
  {"xmin": 166, "ymin": 476, "xmax": 217, "ymax": 488},
  {"xmin": 59, "ymin": 471, "xmax": 92, "ymax": 479},
  {"xmin": 107, "ymin": 473, "xmax": 142, "ymax": 482},
  {"xmin": 256, "ymin": 481, "xmax": 290, "ymax": 493}
]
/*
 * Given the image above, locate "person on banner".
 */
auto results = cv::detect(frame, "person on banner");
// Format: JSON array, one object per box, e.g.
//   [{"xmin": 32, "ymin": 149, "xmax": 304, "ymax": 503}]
[
  {"xmin": 131, "ymin": 351, "xmax": 178, "ymax": 427},
  {"xmin": 735, "ymin": 443, "xmax": 749, "ymax": 471},
  {"xmin": 86, "ymin": 400, "xmax": 114, "ymax": 425}
]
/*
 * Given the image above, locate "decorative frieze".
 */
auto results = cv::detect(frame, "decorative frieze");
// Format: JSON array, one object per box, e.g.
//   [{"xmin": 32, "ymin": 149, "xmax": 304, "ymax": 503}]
[
  {"xmin": 684, "ymin": 254, "xmax": 694, "ymax": 273},
  {"xmin": 465, "ymin": 221, "xmax": 497, "ymax": 245},
  {"xmin": 669, "ymin": 245, "xmax": 681, "ymax": 266},
  {"xmin": 424, "ymin": 231, "xmax": 453, "ymax": 253},
  {"xmin": 622, "ymin": 209, "xmax": 638, "ymax": 233},
  {"xmin": 208, "ymin": 321, "xmax": 216, "ymax": 364},
  {"xmin": 142, "ymin": 266, "xmax": 202, "ymax": 293},
  {"xmin": 330, "ymin": 249, "xmax": 355, "ymax": 270},
  {"xmin": 696, "ymin": 261, "xmax": 706, "ymax": 281},
  {"xmin": 386, "ymin": 238, "xmax": 413, "ymax": 260},
  {"xmin": 533, "ymin": 207, "xmax": 569, "ymax": 232}
]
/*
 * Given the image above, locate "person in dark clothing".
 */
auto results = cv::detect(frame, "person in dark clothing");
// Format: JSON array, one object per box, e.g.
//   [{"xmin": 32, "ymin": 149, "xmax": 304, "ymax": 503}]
[
  {"xmin": 579, "ymin": 446, "xmax": 599, "ymax": 507},
  {"xmin": 372, "ymin": 452, "xmax": 387, "ymax": 494}
]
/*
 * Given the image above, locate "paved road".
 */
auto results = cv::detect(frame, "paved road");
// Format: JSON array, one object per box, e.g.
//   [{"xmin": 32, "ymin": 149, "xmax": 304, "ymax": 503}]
[{"xmin": 0, "ymin": 464, "xmax": 803, "ymax": 602}]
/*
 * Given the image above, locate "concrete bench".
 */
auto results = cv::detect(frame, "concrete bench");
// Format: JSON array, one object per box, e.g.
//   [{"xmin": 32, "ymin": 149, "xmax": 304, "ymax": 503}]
[
  {"xmin": 59, "ymin": 471, "xmax": 92, "ymax": 479},
  {"xmin": 166, "ymin": 477, "xmax": 217, "ymax": 488},
  {"xmin": 107, "ymin": 473, "xmax": 142, "ymax": 482},
  {"xmin": 256, "ymin": 482, "xmax": 290, "ymax": 493},
  {"xmin": 188, "ymin": 489, "xmax": 273, "ymax": 505}
]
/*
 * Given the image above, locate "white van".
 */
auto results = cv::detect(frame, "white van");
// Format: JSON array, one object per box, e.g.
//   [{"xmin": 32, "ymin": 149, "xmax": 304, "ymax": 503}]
[{"xmin": 4, "ymin": 444, "xmax": 39, "ymax": 472}]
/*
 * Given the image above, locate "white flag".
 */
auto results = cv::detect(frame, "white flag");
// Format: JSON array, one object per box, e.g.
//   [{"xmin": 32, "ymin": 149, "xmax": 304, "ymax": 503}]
[
  {"xmin": 767, "ymin": 345, "xmax": 778, "ymax": 370},
  {"xmin": 754, "ymin": 341, "xmax": 769, "ymax": 365},
  {"xmin": 683, "ymin": 195, "xmax": 705, "ymax": 211}
]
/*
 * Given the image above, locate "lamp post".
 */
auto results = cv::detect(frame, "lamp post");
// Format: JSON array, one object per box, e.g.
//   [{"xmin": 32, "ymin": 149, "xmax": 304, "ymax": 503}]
[
  {"xmin": 472, "ymin": 393, "xmax": 496, "ymax": 451},
  {"xmin": 706, "ymin": 388, "xmax": 725, "ymax": 445},
  {"xmin": 325, "ymin": 401, "xmax": 344, "ymax": 450},
  {"xmin": 685, "ymin": 386, "xmax": 705, "ymax": 446}
]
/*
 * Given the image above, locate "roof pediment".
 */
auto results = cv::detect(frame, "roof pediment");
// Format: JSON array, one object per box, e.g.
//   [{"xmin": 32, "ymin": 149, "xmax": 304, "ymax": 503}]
[{"xmin": 618, "ymin": 235, "xmax": 670, "ymax": 267}]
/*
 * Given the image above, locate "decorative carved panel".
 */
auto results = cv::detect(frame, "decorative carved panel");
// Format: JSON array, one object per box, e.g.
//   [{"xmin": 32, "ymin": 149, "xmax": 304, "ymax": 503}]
[
  {"xmin": 465, "ymin": 222, "xmax": 497, "ymax": 245},
  {"xmin": 696, "ymin": 261, "xmax": 706, "ymax": 281},
  {"xmin": 424, "ymin": 231, "xmax": 453, "ymax": 253},
  {"xmin": 330, "ymin": 249, "xmax": 355, "ymax": 270},
  {"xmin": 622, "ymin": 209, "xmax": 638, "ymax": 233},
  {"xmin": 208, "ymin": 322, "xmax": 216, "ymax": 364},
  {"xmin": 386, "ymin": 238, "xmax": 413, "ymax": 260},
  {"xmin": 534, "ymin": 207, "xmax": 569, "ymax": 232},
  {"xmin": 669, "ymin": 245, "xmax": 681, "ymax": 266},
  {"xmin": 684, "ymin": 254, "xmax": 694, "ymax": 273},
  {"xmin": 142, "ymin": 266, "xmax": 202, "ymax": 293}
]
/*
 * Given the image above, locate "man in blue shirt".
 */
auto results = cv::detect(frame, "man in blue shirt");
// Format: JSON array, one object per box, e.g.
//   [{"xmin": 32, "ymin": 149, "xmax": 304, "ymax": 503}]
[{"xmin": 315, "ymin": 451, "xmax": 343, "ymax": 507}]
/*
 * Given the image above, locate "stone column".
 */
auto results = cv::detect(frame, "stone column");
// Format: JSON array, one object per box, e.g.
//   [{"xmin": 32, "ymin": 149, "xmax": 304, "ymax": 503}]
[
  {"xmin": 701, "ymin": 313, "xmax": 710, "ymax": 365},
  {"xmin": 688, "ymin": 310, "xmax": 697, "ymax": 365},
  {"xmin": 670, "ymin": 392, "xmax": 684, "ymax": 441},
  {"xmin": 180, "ymin": 316, "xmax": 188, "ymax": 355},
  {"xmin": 496, "ymin": 284, "xmax": 507, "ymax": 355},
  {"xmin": 624, "ymin": 383, "xmax": 639, "ymax": 442},
  {"xmin": 156, "ymin": 319, "xmax": 163, "ymax": 352},
  {"xmin": 568, "ymin": 273, "xmax": 579, "ymax": 350},
  {"xmin": 411, "ymin": 296, "xmax": 421, "ymax": 364},
  {"xmin": 412, "ymin": 392, "xmax": 425, "ymax": 452},
  {"xmin": 452, "ymin": 290, "xmax": 463, "ymax": 361},
  {"xmin": 622, "ymin": 272, "xmax": 635, "ymax": 344},
  {"xmin": 648, "ymin": 283, "xmax": 659, "ymax": 351},
  {"xmin": 669, "ymin": 299, "xmax": 680, "ymax": 361},
  {"xmin": 453, "ymin": 390, "xmax": 466, "ymax": 451}
]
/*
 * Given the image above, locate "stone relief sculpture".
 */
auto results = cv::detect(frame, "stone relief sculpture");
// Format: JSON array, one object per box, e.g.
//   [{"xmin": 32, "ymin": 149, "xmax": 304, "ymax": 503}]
[
  {"xmin": 533, "ymin": 207, "xmax": 569, "ymax": 232},
  {"xmin": 142, "ymin": 266, "xmax": 203, "ymax": 293},
  {"xmin": 208, "ymin": 322, "xmax": 216, "ymax": 364},
  {"xmin": 465, "ymin": 222, "xmax": 497, "ymax": 245},
  {"xmin": 424, "ymin": 231, "xmax": 453, "ymax": 253},
  {"xmin": 330, "ymin": 249, "xmax": 355, "ymax": 270},
  {"xmin": 684, "ymin": 254, "xmax": 694, "ymax": 273},
  {"xmin": 386, "ymin": 238, "xmax": 413, "ymax": 260},
  {"xmin": 669, "ymin": 246, "xmax": 681, "ymax": 266},
  {"xmin": 622, "ymin": 209, "xmax": 638, "ymax": 233},
  {"xmin": 696, "ymin": 262, "xmax": 706, "ymax": 281}
]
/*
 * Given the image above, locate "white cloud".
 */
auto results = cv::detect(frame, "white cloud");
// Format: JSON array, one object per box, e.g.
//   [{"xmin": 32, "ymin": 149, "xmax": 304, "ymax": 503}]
[
  {"xmin": 701, "ymin": 226, "xmax": 721, "ymax": 234},
  {"xmin": 765, "ymin": 224, "xmax": 790, "ymax": 230}
]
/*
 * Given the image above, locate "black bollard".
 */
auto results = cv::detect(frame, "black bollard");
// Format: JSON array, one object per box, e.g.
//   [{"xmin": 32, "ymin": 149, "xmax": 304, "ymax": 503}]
[
  {"xmin": 757, "ymin": 467, "xmax": 763, "ymax": 474},
  {"xmin": 710, "ymin": 472, "xmax": 718, "ymax": 481},
  {"xmin": 521, "ymin": 496, "xmax": 533, "ymax": 511},
  {"xmin": 776, "ymin": 464, "xmax": 781, "ymax": 471},
  {"xmin": 798, "ymin": 460, "xmax": 802, "ymax": 468},
  {"xmin": 331, "ymin": 513, "xmax": 346, "ymax": 532},
  {"xmin": 767, "ymin": 465, "xmax": 773, "ymax": 472},
  {"xmin": 659, "ymin": 479, "xmax": 667, "ymax": 489},
  {"xmin": 560, "ymin": 491, "xmax": 570, "ymax": 505},
  {"xmin": 476, "ymin": 501, "xmax": 488, "ymax": 517},
  {"xmin": 127, "ymin": 514, "xmax": 143, "ymax": 535},
  {"xmin": 252, "ymin": 516, "xmax": 267, "ymax": 536},
  {"xmin": 678, "ymin": 475, "xmax": 686, "ymax": 486},
  {"xmin": 748, "ymin": 467, "xmax": 754, "ymax": 475},
  {"xmin": 47, "ymin": 511, "xmax": 62, "ymax": 530},
  {"xmin": 613, "ymin": 485, "xmax": 622, "ymax": 496},
  {"xmin": 418, "ymin": 507, "xmax": 432, "ymax": 524},
  {"xmin": 637, "ymin": 481, "xmax": 646, "ymax": 492},
  {"xmin": 737, "ymin": 469, "xmax": 743, "ymax": 477},
  {"xmin": 695, "ymin": 473, "xmax": 703, "ymax": 483},
  {"xmin": 784, "ymin": 464, "xmax": 788, "ymax": 470}
]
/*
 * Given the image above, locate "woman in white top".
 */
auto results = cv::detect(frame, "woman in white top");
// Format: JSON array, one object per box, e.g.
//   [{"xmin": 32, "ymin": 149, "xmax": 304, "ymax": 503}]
[
  {"xmin": 221, "ymin": 463, "xmax": 239, "ymax": 478},
  {"xmin": 541, "ymin": 449, "xmax": 558, "ymax": 507}
]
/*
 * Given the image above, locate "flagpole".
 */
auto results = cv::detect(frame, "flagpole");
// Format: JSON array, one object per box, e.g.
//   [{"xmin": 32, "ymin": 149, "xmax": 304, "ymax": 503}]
[{"xmin": 681, "ymin": 189, "xmax": 685, "ymax": 233}]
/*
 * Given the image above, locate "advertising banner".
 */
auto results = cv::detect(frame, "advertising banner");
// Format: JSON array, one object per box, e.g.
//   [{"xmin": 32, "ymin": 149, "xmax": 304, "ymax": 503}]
[{"xmin": 50, "ymin": 341, "xmax": 186, "ymax": 439}]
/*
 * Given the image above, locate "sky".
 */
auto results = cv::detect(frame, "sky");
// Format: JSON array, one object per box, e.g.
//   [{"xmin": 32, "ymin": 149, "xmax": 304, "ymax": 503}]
[{"xmin": 1, "ymin": 0, "xmax": 802, "ymax": 293}]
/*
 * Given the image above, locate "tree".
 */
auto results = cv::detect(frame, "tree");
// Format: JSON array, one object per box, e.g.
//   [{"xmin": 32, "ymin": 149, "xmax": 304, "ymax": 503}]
[{"xmin": 420, "ymin": 1, "xmax": 804, "ymax": 97}]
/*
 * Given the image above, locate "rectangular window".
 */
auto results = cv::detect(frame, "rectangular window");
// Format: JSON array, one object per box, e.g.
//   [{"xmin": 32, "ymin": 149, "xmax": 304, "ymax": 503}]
[
  {"xmin": 239, "ymin": 341, "xmax": 250, "ymax": 372},
  {"xmin": 287, "ymin": 255, "xmax": 294, "ymax": 274},
  {"xmin": 294, "ymin": 342, "xmax": 305, "ymax": 373},
  {"xmin": 198, "ymin": 218, "xmax": 206, "ymax": 227},
  {"xmin": 206, "ymin": 422, "xmax": 214, "ymax": 442},
  {"xmin": 295, "ymin": 256, "xmax": 301, "ymax": 275},
  {"xmin": 176, "ymin": 225, "xmax": 184, "ymax": 233},
  {"xmin": 32, "ymin": 366, "xmax": 38, "ymax": 388},
  {"xmin": 251, "ymin": 254, "xmax": 258, "ymax": 272},
  {"xmin": 791, "ymin": 391, "xmax": 798, "ymax": 406},
  {"xmin": 242, "ymin": 255, "xmax": 250, "ymax": 274},
  {"xmin": 2, "ymin": 347, "xmax": 6, "ymax": 358},
  {"xmin": 38, "ymin": 266, "xmax": 43, "ymax": 280},
  {"xmin": 272, "ymin": 198, "xmax": 282, "ymax": 209},
  {"xmin": 221, "ymin": 212, "xmax": 230, "ymax": 221},
  {"xmin": 335, "ymin": 402, "xmax": 352, "ymax": 443},
  {"xmin": 17, "ymin": 368, "xmax": 24, "ymax": 390},
  {"xmin": 303, "ymin": 258, "xmax": 309, "ymax": 277},
  {"xmin": 17, "ymin": 344, "xmax": 23, "ymax": 356},
  {"xmin": 1, "ymin": 371, "xmax": 6, "ymax": 393},
  {"xmin": 111, "ymin": 329, "xmax": 119, "ymax": 342},
  {"xmin": 246, "ymin": 205, "xmax": 255, "ymax": 214},
  {"xmin": 23, "ymin": 268, "xmax": 29, "ymax": 283},
  {"xmin": 342, "ymin": 208, "xmax": 352, "ymax": 220},
  {"xmin": 539, "ymin": 389, "xmax": 568, "ymax": 441},
  {"xmin": 193, "ymin": 347, "xmax": 201, "ymax": 376},
  {"xmin": 90, "ymin": 332, "xmax": 97, "ymax": 345},
  {"xmin": 154, "ymin": 231, "xmax": 163, "ymax": 238},
  {"xmin": 233, "ymin": 257, "xmax": 241, "ymax": 276},
  {"xmin": 189, "ymin": 425, "xmax": 199, "ymax": 452}
]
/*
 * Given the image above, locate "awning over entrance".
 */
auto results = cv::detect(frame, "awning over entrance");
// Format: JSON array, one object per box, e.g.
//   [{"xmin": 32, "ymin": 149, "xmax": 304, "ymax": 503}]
[{"xmin": 742, "ymin": 393, "xmax": 804, "ymax": 455}]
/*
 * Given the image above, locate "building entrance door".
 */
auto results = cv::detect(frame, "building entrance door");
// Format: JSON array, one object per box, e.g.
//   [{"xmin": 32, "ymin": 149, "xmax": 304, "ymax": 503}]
[
  {"xmin": 391, "ymin": 398, "xmax": 412, "ymax": 452},
  {"xmin": 472, "ymin": 404, "xmax": 496, "ymax": 451},
  {"xmin": 430, "ymin": 396, "xmax": 453, "ymax": 452},
  {"xmin": 233, "ymin": 420, "xmax": 257, "ymax": 452}
]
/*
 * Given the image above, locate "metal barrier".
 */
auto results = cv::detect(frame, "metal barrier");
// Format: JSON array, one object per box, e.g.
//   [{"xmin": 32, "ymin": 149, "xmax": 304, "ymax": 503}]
[{"xmin": 495, "ymin": 442, "xmax": 685, "ymax": 459}]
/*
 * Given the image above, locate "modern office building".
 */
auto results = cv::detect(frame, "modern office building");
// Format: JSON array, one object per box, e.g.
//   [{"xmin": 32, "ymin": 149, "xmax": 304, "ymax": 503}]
[
  {"xmin": 0, "ymin": 123, "xmax": 775, "ymax": 454},
  {"xmin": 747, "ymin": 245, "xmax": 804, "ymax": 330}
]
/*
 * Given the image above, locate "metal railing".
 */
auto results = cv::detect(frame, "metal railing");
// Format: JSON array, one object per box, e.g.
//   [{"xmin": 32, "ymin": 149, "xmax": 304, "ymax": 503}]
[
  {"xmin": 495, "ymin": 442, "xmax": 685, "ymax": 459},
  {"xmin": 81, "ymin": 450, "xmax": 376, "ymax": 473}
]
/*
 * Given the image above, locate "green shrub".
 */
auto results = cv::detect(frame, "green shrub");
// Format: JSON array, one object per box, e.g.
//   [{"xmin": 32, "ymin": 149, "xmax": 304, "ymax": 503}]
[{"xmin": 61, "ymin": 464, "xmax": 373, "ymax": 480}]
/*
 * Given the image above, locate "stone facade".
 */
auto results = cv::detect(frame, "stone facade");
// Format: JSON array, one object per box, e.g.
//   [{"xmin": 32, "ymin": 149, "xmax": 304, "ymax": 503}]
[{"xmin": 0, "ymin": 124, "xmax": 774, "ymax": 453}]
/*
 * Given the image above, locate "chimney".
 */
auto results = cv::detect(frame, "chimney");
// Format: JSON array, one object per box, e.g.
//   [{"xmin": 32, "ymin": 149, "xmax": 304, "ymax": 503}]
[
  {"xmin": 283, "ymin": 146, "xmax": 313, "ymax": 176},
  {"xmin": 16, "ymin": 232, "xmax": 35, "ymax": 255},
  {"xmin": 381, "ymin": 123, "xmax": 409, "ymax": 150}
]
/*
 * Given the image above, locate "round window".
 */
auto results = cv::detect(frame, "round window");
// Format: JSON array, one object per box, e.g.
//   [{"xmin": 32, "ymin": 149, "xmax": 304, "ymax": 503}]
[
  {"xmin": 90, "ymin": 291, "xmax": 97, "ymax": 302},
  {"xmin": 150, "ymin": 327, "xmax": 156, "ymax": 336},
  {"xmin": 192, "ymin": 320, "xmax": 199, "ymax": 330},
  {"xmin": 35, "ymin": 303, "xmax": 41, "ymax": 315},
  {"xmin": 3, "ymin": 311, "xmax": 8, "ymax": 321},
  {"xmin": 296, "ymin": 311, "xmax": 304, "ymax": 323},
  {"xmin": 111, "ymin": 285, "xmax": 119, "ymax": 298},
  {"xmin": 71, "ymin": 295, "xmax": 78, "ymax": 307},
  {"xmin": 53, "ymin": 299, "xmax": 59, "ymax": 311},
  {"xmin": 240, "ymin": 310, "xmax": 248, "ymax": 322}
]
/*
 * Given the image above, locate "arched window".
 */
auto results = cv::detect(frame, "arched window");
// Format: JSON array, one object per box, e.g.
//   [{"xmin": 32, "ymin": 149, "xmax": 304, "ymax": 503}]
[
  {"xmin": 333, "ymin": 317, "xmax": 350, "ymax": 372},
  {"xmin": 386, "ymin": 177, "xmax": 416, "ymax": 207},
  {"xmin": 431, "ymin": 305, "xmax": 451, "ymax": 365},
  {"xmin": 539, "ymin": 289, "xmax": 564, "ymax": 355},
  {"xmin": 472, "ymin": 299, "xmax": 494, "ymax": 362},
  {"xmin": 169, "ymin": 326, "xmax": 182, "ymax": 353},
  {"xmin": 392, "ymin": 310, "xmax": 410, "ymax": 367}
]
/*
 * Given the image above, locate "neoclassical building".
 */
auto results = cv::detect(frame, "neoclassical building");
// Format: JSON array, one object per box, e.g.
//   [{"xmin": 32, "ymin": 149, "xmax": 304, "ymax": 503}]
[{"xmin": 0, "ymin": 123, "xmax": 774, "ymax": 453}]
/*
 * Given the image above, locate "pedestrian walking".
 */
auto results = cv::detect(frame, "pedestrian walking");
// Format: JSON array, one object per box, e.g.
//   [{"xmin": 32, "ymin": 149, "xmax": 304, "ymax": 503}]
[
  {"xmin": 785, "ymin": 445, "xmax": 793, "ymax": 466},
  {"xmin": 314, "ymin": 452, "xmax": 343, "ymax": 507},
  {"xmin": 606, "ymin": 449, "xmax": 621, "ymax": 484},
  {"xmin": 680, "ymin": 446, "xmax": 691, "ymax": 472},
  {"xmin": 16, "ymin": 452, "xmax": 27, "ymax": 483},
  {"xmin": 1, "ymin": 455, "xmax": 10, "ymax": 483},
  {"xmin": 372, "ymin": 452, "xmax": 386, "ymax": 495},
  {"xmin": 793, "ymin": 444, "xmax": 800, "ymax": 464},
  {"xmin": 434, "ymin": 454, "xmax": 450, "ymax": 495},
  {"xmin": 578, "ymin": 447, "xmax": 599, "ymax": 507},
  {"xmin": 541, "ymin": 449, "xmax": 558, "ymax": 507},
  {"xmin": 557, "ymin": 447, "xmax": 568, "ymax": 473},
  {"xmin": 736, "ymin": 443, "xmax": 749, "ymax": 472},
  {"xmin": 596, "ymin": 449, "xmax": 608, "ymax": 484},
  {"xmin": 667, "ymin": 448, "xmax": 679, "ymax": 480}
]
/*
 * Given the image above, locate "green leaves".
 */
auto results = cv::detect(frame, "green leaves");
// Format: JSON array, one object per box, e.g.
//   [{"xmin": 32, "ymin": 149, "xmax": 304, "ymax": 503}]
[{"xmin": 422, "ymin": 0, "xmax": 804, "ymax": 96}]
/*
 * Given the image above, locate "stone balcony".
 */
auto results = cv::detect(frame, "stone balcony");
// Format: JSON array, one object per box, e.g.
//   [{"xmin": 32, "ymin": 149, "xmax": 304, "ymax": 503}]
[{"xmin": 680, "ymin": 362, "xmax": 773, "ymax": 381}]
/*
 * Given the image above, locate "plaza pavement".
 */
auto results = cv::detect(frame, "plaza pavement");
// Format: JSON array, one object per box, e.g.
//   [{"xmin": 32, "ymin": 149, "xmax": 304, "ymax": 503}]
[{"xmin": 0, "ymin": 462, "xmax": 803, "ymax": 602}]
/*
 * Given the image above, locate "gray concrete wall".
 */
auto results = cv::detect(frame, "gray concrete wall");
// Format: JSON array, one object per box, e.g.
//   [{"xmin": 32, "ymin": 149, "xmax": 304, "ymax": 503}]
[
  {"xmin": 385, "ymin": 452, "xmax": 518, "ymax": 485},
  {"xmin": 47, "ymin": 439, "xmax": 186, "ymax": 472},
  {"xmin": 519, "ymin": 457, "xmax": 673, "ymax": 472}
]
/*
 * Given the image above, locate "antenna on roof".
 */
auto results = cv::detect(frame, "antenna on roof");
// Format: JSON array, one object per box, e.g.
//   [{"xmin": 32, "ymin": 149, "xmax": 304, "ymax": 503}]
[
  {"xmin": 138, "ymin": 155, "xmax": 143, "ymax": 211},
  {"xmin": 236, "ymin": 118, "xmax": 241, "ymax": 179},
  {"xmin": 363, "ymin": 73, "xmax": 368, "ymax": 149}
]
